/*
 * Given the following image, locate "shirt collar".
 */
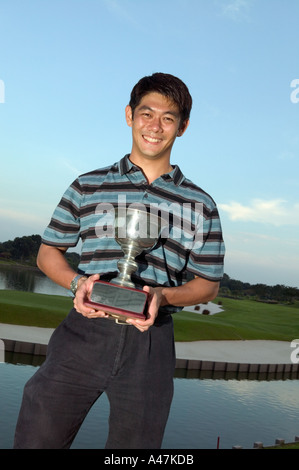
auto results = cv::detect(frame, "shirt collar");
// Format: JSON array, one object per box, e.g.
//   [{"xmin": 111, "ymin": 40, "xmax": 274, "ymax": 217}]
[
  {"xmin": 119, "ymin": 154, "xmax": 185, "ymax": 186},
  {"xmin": 119, "ymin": 154, "xmax": 137, "ymax": 175}
]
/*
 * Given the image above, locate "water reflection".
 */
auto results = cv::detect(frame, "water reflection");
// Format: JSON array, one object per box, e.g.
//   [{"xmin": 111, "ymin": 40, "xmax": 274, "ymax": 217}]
[
  {"xmin": 175, "ymin": 367, "xmax": 299, "ymax": 381},
  {"xmin": 5, "ymin": 351, "xmax": 45, "ymax": 367},
  {"xmin": 5, "ymin": 351, "xmax": 299, "ymax": 383},
  {"xmin": 0, "ymin": 265, "xmax": 69, "ymax": 296},
  {"xmin": 1, "ymin": 360, "xmax": 299, "ymax": 450},
  {"xmin": 0, "ymin": 265, "xmax": 39, "ymax": 292}
]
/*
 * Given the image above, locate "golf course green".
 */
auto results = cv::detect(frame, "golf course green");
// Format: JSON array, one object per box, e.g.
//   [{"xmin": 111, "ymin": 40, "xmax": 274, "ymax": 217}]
[{"xmin": 1, "ymin": 289, "xmax": 299, "ymax": 342}]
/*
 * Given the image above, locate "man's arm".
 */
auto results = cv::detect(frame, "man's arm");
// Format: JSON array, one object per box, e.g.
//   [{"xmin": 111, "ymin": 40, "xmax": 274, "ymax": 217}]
[
  {"xmin": 127, "ymin": 277, "xmax": 219, "ymax": 332},
  {"xmin": 37, "ymin": 244, "xmax": 107, "ymax": 318},
  {"xmin": 161, "ymin": 276, "xmax": 219, "ymax": 307},
  {"xmin": 37, "ymin": 244, "xmax": 78, "ymax": 290}
]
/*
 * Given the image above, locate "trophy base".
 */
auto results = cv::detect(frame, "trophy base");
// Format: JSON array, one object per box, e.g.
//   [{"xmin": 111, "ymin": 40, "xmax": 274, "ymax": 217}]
[{"xmin": 85, "ymin": 280, "xmax": 148, "ymax": 323}]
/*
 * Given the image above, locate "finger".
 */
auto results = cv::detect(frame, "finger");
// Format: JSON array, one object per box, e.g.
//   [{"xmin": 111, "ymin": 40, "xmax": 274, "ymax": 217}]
[
  {"xmin": 142, "ymin": 285, "xmax": 152, "ymax": 296},
  {"xmin": 126, "ymin": 318, "xmax": 153, "ymax": 332},
  {"xmin": 86, "ymin": 311, "xmax": 109, "ymax": 319},
  {"xmin": 88, "ymin": 308, "xmax": 109, "ymax": 317}
]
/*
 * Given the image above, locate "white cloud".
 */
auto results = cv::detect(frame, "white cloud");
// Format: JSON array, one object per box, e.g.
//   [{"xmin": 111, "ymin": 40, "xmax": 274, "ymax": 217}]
[
  {"xmin": 277, "ymin": 151, "xmax": 296, "ymax": 162},
  {"xmin": 220, "ymin": 0, "xmax": 253, "ymax": 21},
  {"xmin": 223, "ymin": 243, "xmax": 299, "ymax": 287},
  {"xmin": 0, "ymin": 209, "xmax": 48, "ymax": 242},
  {"xmin": 0, "ymin": 208, "xmax": 45, "ymax": 225},
  {"xmin": 219, "ymin": 199, "xmax": 299, "ymax": 226},
  {"xmin": 101, "ymin": 0, "xmax": 138, "ymax": 27},
  {"xmin": 0, "ymin": 198, "xmax": 54, "ymax": 241},
  {"xmin": 60, "ymin": 158, "xmax": 83, "ymax": 176}
]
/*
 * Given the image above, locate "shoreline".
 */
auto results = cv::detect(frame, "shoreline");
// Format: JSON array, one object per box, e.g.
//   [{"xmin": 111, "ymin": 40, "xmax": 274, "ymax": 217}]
[{"xmin": 1, "ymin": 323, "xmax": 299, "ymax": 379}]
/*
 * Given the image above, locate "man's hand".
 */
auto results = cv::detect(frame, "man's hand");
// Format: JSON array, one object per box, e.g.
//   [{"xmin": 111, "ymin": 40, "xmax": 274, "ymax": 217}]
[
  {"xmin": 73, "ymin": 274, "xmax": 110, "ymax": 319},
  {"xmin": 74, "ymin": 280, "xmax": 163, "ymax": 329},
  {"xmin": 126, "ymin": 285, "xmax": 164, "ymax": 332},
  {"xmin": 126, "ymin": 276, "xmax": 220, "ymax": 332}
]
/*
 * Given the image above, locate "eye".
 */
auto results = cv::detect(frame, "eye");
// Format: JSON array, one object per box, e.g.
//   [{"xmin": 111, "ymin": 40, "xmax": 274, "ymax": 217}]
[{"xmin": 164, "ymin": 116, "xmax": 174, "ymax": 123}]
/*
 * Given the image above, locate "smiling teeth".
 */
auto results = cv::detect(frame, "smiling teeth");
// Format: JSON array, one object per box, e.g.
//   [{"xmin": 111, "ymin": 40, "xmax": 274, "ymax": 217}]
[{"xmin": 144, "ymin": 136, "xmax": 161, "ymax": 143}]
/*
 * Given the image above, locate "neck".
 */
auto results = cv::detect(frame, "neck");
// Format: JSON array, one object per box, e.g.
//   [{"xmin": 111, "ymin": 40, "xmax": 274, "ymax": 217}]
[{"xmin": 129, "ymin": 154, "xmax": 173, "ymax": 184}]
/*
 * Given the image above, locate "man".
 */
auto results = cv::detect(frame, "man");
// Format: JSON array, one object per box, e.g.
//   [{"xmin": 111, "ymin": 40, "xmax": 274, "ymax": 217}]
[{"xmin": 14, "ymin": 73, "xmax": 225, "ymax": 449}]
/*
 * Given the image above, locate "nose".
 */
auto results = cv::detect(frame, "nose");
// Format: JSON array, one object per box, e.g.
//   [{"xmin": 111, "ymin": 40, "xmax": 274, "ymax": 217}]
[{"xmin": 148, "ymin": 116, "xmax": 162, "ymax": 133}]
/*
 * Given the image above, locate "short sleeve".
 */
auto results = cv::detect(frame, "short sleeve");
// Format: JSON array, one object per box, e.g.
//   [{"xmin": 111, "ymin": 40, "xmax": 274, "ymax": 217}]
[
  {"xmin": 186, "ymin": 204, "xmax": 225, "ymax": 281},
  {"xmin": 41, "ymin": 179, "xmax": 82, "ymax": 248}
]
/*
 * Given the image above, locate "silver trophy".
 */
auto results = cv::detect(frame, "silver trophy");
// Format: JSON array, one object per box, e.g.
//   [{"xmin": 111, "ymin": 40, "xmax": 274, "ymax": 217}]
[{"xmin": 87, "ymin": 206, "xmax": 162, "ymax": 322}]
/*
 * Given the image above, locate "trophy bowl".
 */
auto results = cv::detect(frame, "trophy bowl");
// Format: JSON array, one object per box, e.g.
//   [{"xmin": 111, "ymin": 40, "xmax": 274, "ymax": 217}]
[{"xmin": 85, "ymin": 206, "xmax": 162, "ymax": 323}]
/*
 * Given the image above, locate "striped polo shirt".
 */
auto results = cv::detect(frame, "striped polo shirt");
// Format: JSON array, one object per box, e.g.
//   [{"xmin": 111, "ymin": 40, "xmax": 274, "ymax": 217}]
[{"xmin": 42, "ymin": 155, "xmax": 225, "ymax": 310}]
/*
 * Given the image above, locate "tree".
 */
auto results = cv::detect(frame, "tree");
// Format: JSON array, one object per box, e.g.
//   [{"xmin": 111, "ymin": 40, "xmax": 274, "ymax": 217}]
[{"xmin": 0, "ymin": 234, "xmax": 42, "ymax": 264}]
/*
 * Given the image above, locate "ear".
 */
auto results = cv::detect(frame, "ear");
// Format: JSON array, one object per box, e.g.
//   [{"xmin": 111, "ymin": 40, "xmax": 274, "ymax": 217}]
[
  {"xmin": 125, "ymin": 105, "xmax": 133, "ymax": 127},
  {"xmin": 177, "ymin": 119, "xmax": 190, "ymax": 137}
]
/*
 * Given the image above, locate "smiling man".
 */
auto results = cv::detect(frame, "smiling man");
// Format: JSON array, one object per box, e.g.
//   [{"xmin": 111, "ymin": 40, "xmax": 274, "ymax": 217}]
[
  {"xmin": 14, "ymin": 73, "xmax": 225, "ymax": 449},
  {"xmin": 126, "ymin": 92, "xmax": 188, "ymax": 171}
]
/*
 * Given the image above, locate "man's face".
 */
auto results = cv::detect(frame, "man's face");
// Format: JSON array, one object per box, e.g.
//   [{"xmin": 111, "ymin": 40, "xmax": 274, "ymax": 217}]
[{"xmin": 125, "ymin": 92, "xmax": 189, "ymax": 162}]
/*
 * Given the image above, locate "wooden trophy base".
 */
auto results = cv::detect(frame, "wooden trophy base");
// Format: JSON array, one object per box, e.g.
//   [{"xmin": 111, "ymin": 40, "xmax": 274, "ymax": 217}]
[{"xmin": 85, "ymin": 280, "xmax": 148, "ymax": 323}]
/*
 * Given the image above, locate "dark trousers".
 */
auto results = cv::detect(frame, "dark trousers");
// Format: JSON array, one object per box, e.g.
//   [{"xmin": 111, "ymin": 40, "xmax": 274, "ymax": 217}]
[{"xmin": 13, "ymin": 309, "xmax": 176, "ymax": 449}]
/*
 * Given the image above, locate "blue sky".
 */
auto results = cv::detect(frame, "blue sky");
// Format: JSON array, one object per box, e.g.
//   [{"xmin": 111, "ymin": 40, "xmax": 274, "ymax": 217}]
[{"xmin": 0, "ymin": 0, "xmax": 298, "ymax": 288}]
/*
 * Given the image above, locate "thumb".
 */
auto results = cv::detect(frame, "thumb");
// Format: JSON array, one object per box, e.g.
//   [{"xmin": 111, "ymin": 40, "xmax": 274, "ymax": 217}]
[
  {"xmin": 142, "ymin": 285, "xmax": 152, "ymax": 295},
  {"xmin": 84, "ymin": 274, "xmax": 100, "ymax": 296}
]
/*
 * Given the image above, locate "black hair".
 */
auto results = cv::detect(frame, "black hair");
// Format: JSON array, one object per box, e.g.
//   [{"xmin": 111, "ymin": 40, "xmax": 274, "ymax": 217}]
[{"xmin": 129, "ymin": 73, "xmax": 192, "ymax": 124}]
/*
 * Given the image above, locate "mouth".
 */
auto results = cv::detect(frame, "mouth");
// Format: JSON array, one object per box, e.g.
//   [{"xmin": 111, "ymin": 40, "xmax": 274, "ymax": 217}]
[{"xmin": 142, "ymin": 135, "xmax": 162, "ymax": 144}]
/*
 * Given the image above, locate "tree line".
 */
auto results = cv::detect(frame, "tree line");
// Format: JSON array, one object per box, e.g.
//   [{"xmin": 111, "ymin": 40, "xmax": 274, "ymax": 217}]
[
  {"xmin": 0, "ymin": 234, "xmax": 298, "ymax": 303},
  {"xmin": 219, "ymin": 273, "xmax": 299, "ymax": 303},
  {"xmin": 0, "ymin": 234, "xmax": 80, "ymax": 270}
]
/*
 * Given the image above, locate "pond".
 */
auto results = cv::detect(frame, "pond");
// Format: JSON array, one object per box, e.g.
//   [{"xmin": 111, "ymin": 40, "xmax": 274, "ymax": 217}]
[
  {"xmin": 1, "ymin": 358, "xmax": 299, "ymax": 449},
  {"xmin": 0, "ymin": 263, "xmax": 69, "ymax": 296}
]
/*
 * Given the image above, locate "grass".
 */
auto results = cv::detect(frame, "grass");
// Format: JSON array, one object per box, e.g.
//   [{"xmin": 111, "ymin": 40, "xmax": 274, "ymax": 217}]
[
  {"xmin": 0, "ymin": 290, "xmax": 73, "ymax": 328},
  {"xmin": 0, "ymin": 290, "xmax": 299, "ymax": 341},
  {"xmin": 174, "ymin": 297, "xmax": 299, "ymax": 341},
  {"xmin": 264, "ymin": 442, "xmax": 299, "ymax": 449}
]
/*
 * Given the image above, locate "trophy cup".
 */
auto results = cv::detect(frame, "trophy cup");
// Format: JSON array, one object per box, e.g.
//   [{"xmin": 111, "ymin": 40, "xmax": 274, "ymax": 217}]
[{"xmin": 86, "ymin": 206, "xmax": 162, "ymax": 323}]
